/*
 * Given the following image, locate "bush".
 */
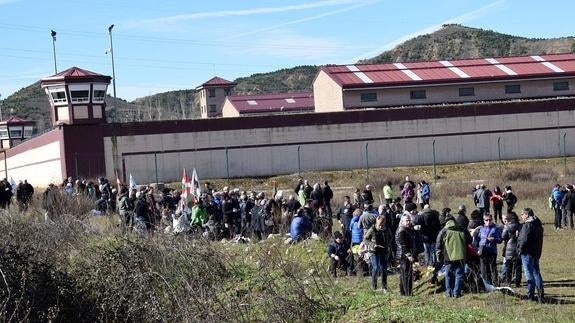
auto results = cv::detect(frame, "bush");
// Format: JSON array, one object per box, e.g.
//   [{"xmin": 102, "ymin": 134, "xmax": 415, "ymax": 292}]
[{"xmin": 503, "ymin": 167, "xmax": 558, "ymax": 182}]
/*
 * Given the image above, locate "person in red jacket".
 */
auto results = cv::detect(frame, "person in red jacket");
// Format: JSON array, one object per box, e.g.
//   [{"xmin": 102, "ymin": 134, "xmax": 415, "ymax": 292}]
[{"xmin": 490, "ymin": 186, "xmax": 504, "ymax": 224}]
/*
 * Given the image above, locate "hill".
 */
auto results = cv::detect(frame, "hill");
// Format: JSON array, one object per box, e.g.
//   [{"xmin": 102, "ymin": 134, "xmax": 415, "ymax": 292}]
[
  {"xmin": 362, "ymin": 24, "xmax": 575, "ymax": 63},
  {"xmin": 2, "ymin": 24, "xmax": 575, "ymax": 128}
]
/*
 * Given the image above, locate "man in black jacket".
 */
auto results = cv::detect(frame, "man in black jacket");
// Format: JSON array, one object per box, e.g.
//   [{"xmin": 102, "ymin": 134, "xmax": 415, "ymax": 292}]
[
  {"xmin": 517, "ymin": 208, "xmax": 544, "ymax": 303},
  {"xmin": 322, "ymin": 181, "xmax": 334, "ymax": 217}
]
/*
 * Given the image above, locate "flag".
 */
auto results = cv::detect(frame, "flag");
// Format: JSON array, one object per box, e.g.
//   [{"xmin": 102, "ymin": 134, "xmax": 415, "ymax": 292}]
[
  {"xmin": 191, "ymin": 168, "xmax": 200, "ymax": 197},
  {"xmin": 181, "ymin": 168, "xmax": 191, "ymax": 207},
  {"xmin": 9, "ymin": 176, "xmax": 16, "ymax": 194},
  {"xmin": 129, "ymin": 173, "xmax": 137, "ymax": 190},
  {"xmin": 115, "ymin": 169, "xmax": 122, "ymax": 192}
]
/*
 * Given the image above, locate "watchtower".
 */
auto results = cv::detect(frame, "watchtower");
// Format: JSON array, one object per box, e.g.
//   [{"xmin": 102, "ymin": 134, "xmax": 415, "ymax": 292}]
[{"xmin": 40, "ymin": 66, "xmax": 112, "ymax": 126}]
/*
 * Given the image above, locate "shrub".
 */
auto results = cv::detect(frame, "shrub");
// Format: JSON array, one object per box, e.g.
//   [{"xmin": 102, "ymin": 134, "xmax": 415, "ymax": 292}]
[{"xmin": 503, "ymin": 167, "xmax": 558, "ymax": 182}]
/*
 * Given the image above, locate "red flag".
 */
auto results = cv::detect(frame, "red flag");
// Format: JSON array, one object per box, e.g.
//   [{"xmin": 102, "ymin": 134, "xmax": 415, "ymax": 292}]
[
  {"xmin": 115, "ymin": 169, "xmax": 122, "ymax": 192},
  {"xmin": 181, "ymin": 168, "xmax": 191, "ymax": 206}
]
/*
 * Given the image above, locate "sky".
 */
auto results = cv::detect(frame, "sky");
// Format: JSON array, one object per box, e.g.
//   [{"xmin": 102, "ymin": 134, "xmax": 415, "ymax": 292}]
[{"xmin": 1, "ymin": 0, "xmax": 574, "ymax": 101}]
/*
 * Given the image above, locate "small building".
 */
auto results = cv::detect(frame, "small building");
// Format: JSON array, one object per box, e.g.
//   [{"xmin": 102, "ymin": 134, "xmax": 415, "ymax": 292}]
[
  {"xmin": 0, "ymin": 116, "xmax": 35, "ymax": 149},
  {"xmin": 221, "ymin": 92, "xmax": 314, "ymax": 117},
  {"xmin": 313, "ymin": 53, "xmax": 575, "ymax": 112},
  {"xmin": 195, "ymin": 76, "xmax": 237, "ymax": 118},
  {"xmin": 40, "ymin": 66, "xmax": 111, "ymax": 126}
]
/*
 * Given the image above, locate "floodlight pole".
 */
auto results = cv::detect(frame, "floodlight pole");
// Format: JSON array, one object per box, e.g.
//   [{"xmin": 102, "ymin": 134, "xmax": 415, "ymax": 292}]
[
  {"xmin": 108, "ymin": 24, "xmax": 117, "ymax": 121},
  {"xmin": 51, "ymin": 30, "xmax": 57, "ymax": 74}
]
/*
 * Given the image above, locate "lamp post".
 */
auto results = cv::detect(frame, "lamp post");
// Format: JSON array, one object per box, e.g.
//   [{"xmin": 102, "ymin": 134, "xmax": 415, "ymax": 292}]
[
  {"xmin": 107, "ymin": 24, "xmax": 117, "ymax": 121},
  {"xmin": 51, "ymin": 30, "xmax": 57, "ymax": 74}
]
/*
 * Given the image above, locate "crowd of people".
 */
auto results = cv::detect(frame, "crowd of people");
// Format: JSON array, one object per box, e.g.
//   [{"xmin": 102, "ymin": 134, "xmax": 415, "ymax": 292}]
[
  {"xmin": 326, "ymin": 176, "xmax": 544, "ymax": 302},
  {"xmin": 33, "ymin": 174, "xmax": 548, "ymax": 302}
]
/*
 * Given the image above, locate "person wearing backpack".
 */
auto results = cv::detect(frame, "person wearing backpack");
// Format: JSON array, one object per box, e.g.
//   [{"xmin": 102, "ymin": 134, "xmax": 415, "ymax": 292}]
[{"xmin": 436, "ymin": 215, "xmax": 472, "ymax": 298}]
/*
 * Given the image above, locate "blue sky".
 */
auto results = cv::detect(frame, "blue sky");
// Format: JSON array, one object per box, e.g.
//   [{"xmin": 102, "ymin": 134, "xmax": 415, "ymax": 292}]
[{"xmin": 1, "ymin": 0, "xmax": 574, "ymax": 101}]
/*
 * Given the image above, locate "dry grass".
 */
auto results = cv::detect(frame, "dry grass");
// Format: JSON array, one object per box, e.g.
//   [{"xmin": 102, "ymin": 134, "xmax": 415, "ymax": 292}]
[{"xmin": 2, "ymin": 157, "xmax": 575, "ymax": 322}]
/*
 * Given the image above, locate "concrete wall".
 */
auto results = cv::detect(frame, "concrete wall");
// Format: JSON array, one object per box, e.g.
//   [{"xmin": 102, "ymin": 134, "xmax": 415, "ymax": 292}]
[
  {"xmin": 341, "ymin": 78, "xmax": 575, "ymax": 109},
  {"xmin": 313, "ymin": 70, "xmax": 344, "ymax": 112},
  {"xmin": 102, "ymin": 102, "xmax": 575, "ymax": 184},
  {"xmin": 1, "ymin": 129, "xmax": 64, "ymax": 186}
]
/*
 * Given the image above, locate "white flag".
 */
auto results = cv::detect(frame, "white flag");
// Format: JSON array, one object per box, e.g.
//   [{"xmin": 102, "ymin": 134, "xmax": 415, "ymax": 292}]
[
  {"xmin": 129, "ymin": 173, "xmax": 137, "ymax": 190},
  {"xmin": 191, "ymin": 168, "xmax": 200, "ymax": 197},
  {"xmin": 9, "ymin": 176, "xmax": 16, "ymax": 194}
]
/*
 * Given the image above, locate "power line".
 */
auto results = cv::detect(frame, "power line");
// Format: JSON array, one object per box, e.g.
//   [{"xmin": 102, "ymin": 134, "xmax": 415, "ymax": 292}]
[{"xmin": 0, "ymin": 22, "xmax": 372, "ymax": 50}]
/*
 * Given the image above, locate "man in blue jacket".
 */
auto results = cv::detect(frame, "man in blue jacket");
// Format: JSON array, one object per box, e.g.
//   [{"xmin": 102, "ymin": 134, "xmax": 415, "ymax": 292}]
[
  {"xmin": 551, "ymin": 184, "xmax": 565, "ymax": 230},
  {"xmin": 290, "ymin": 208, "xmax": 312, "ymax": 242}
]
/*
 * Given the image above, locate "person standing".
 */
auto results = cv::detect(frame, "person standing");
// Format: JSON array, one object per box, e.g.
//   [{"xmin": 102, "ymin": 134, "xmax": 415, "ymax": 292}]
[
  {"xmin": 478, "ymin": 214, "xmax": 502, "ymax": 286},
  {"xmin": 322, "ymin": 181, "xmax": 334, "ymax": 217},
  {"xmin": 499, "ymin": 212, "xmax": 522, "ymax": 287},
  {"xmin": 364, "ymin": 216, "xmax": 393, "ymax": 291},
  {"xmin": 337, "ymin": 195, "xmax": 354, "ymax": 243},
  {"xmin": 473, "ymin": 185, "xmax": 487, "ymax": 216},
  {"xmin": 504, "ymin": 186, "xmax": 518, "ymax": 213},
  {"xmin": 551, "ymin": 184, "xmax": 565, "ymax": 230},
  {"xmin": 383, "ymin": 181, "xmax": 394, "ymax": 204},
  {"xmin": 517, "ymin": 208, "xmax": 544, "ymax": 303},
  {"xmin": 436, "ymin": 215, "xmax": 471, "ymax": 298},
  {"xmin": 396, "ymin": 214, "xmax": 416, "ymax": 296},
  {"xmin": 421, "ymin": 181, "xmax": 431, "ymax": 207},
  {"xmin": 561, "ymin": 185, "xmax": 575, "ymax": 230},
  {"xmin": 491, "ymin": 186, "xmax": 505, "ymax": 224}
]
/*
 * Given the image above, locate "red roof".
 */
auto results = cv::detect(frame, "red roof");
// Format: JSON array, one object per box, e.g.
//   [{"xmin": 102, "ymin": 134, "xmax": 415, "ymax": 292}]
[
  {"xmin": 200, "ymin": 76, "xmax": 236, "ymax": 88},
  {"xmin": 226, "ymin": 92, "xmax": 314, "ymax": 114},
  {"xmin": 321, "ymin": 53, "xmax": 575, "ymax": 88},
  {"xmin": 0, "ymin": 116, "xmax": 34, "ymax": 125},
  {"xmin": 41, "ymin": 66, "xmax": 111, "ymax": 84}
]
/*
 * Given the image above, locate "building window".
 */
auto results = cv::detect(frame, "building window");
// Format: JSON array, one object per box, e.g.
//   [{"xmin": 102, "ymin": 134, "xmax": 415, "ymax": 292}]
[
  {"xmin": 50, "ymin": 91, "xmax": 67, "ymax": 103},
  {"xmin": 553, "ymin": 81, "xmax": 569, "ymax": 91},
  {"xmin": 93, "ymin": 90, "xmax": 106, "ymax": 102},
  {"xmin": 0, "ymin": 130, "xmax": 7, "ymax": 138},
  {"xmin": 23, "ymin": 128, "xmax": 33, "ymax": 137},
  {"xmin": 505, "ymin": 84, "xmax": 521, "ymax": 94},
  {"xmin": 224, "ymin": 88, "xmax": 231, "ymax": 96},
  {"xmin": 208, "ymin": 89, "xmax": 216, "ymax": 98},
  {"xmin": 70, "ymin": 90, "xmax": 90, "ymax": 103},
  {"xmin": 209, "ymin": 104, "xmax": 217, "ymax": 113},
  {"xmin": 459, "ymin": 87, "xmax": 475, "ymax": 97},
  {"xmin": 410, "ymin": 90, "xmax": 426, "ymax": 99},
  {"xmin": 360, "ymin": 92, "xmax": 378, "ymax": 102},
  {"xmin": 9, "ymin": 129, "xmax": 22, "ymax": 138}
]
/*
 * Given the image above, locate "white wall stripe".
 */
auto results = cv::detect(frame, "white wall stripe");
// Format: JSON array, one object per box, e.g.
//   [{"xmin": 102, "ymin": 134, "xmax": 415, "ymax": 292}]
[
  {"xmin": 393, "ymin": 63, "xmax": 423, "ymax": 81},
  {"xmin": 439, "ymin": 60, "xmax": 470, "ymax": 78},
  {"xmin": 346, "ymin": 65, "xmax": 374, "ymax": 83},
  {"xmin": 531, "ymin": 55, "xmax": 545, "ymax": 62},
  {"xmin": 485, "ymin": 58, "xmax": 517, "ymax": 75}
]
